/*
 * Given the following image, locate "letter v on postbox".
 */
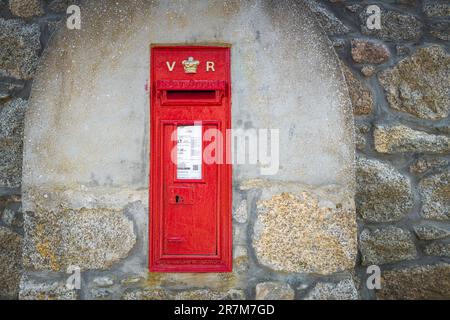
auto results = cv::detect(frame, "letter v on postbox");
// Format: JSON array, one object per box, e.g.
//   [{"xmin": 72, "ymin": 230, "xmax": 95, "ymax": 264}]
[{"xmin": 150, "ymin": 45, "xmax": 232, "ymax": 272}]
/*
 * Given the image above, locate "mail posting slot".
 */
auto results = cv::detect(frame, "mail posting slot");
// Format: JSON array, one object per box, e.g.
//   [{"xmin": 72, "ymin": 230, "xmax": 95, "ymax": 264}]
[{"xmin": 150, "ymin": 45, "xmax": 232, "ymax": 272}]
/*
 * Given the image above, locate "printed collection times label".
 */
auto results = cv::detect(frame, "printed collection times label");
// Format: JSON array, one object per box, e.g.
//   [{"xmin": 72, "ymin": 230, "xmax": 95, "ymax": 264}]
[{"xmin": 177, "ymin": 125, "xmax": 202, "ymax": 180}]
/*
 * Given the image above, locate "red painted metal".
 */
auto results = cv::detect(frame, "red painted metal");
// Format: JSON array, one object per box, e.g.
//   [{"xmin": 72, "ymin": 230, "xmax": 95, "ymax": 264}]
[{"xmin": 149, "ymin": 45, "xmax": 232, "ymax": 272}]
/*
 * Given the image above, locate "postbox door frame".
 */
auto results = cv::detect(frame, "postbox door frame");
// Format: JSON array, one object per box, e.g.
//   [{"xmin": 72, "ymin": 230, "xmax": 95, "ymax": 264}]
[{"xmin": 149, "ymin": 45, "xmax": 232, "ymax": 272}]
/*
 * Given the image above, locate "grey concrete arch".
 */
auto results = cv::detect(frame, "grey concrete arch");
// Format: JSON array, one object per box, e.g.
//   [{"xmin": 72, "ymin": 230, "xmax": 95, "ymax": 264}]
[
  {"xmin": 23, "ymin": 0, "xmax": 354, "ymax": 193},
  {"xmin": 20, "ymin": 0, "xmax": 356, "ymax": 279}
]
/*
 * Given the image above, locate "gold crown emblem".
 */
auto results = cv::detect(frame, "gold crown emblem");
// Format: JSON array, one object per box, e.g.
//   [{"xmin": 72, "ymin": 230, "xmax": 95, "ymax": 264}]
[{"xmin": 182, "ymin": 56, "xmax": 200, "ymax": 73}]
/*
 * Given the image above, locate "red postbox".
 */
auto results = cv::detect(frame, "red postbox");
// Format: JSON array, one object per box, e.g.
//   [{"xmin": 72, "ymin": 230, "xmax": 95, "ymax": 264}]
[{"xmin": 150, "ymin": 45, "xmax": 232, "ymax": 272}]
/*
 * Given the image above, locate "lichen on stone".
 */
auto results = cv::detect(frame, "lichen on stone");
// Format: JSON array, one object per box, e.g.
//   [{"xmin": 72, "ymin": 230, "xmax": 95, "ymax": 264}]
[
  {"xmin": 359, "ymin": 227, "xmax": 417, "ymax": 266},
  {"xmin": 174, "ymin": 289, "xmax": 245, "ymax": 300},
  {"xmin": 419, "ymin": 171, "xmax": 450, "ymax": 221},
  {"xmin": 424, "ymin": 242, "xmax": 450, "ymax": 257},
  {"xmin": 304, "ymin": 278, "xmax": 359, "ymax": 300},
  {"xmin": 252, "ymin": 191, "xmax": 356, "ymax": 274},
  {"xmin": 19, "ymin": 276, "xmax": 76, "ymax": 300},
  {"xmin": 356, "ymin": 155, "xmax": 413, "ymax": 222},
  {"xmin": 0, "ymin": 98, "xmax": 27, "ymax": 139},
  {"xmin": 379, "ymin": 45, "xmax": 450, "ymax": 120},
  {"xmin": 351, "ymin": 39, "xmax": 390, "ymax": 64},
  {"xmin": 122, "ymin": 288, "xmax": 245, "ymax": 300},
  {"xmin": 0, "ymin": 18, "xmax": 40, "ymax": 79},
  {"xmin": 0, "ymin": 226, "xmax": 22, "ymax": 299},
  {"xmin": 377, "ymin": 264, "xmax": 450, "ymax": 300},
  {"xmin": 23, "ymin": 206, "xmax": 136, "ymax": 271},
  {"xmin": 414, "ymin": 224, "xmax": 450, "ymax": 240},
  {"xmin": 410, "ymin": 156, "xmax": 449, "ymax": 175},
  {"xmin": 9, "ymin": 0, "xmax": 44, "ymax": 18},
  {"xmin": 255, "ymin": 281, "xmax": 295, "ymax": 300},
  {"xmin": 342, "ymin": 64, "xmax": 374, "ymax": 115},
  {"xmin": 374, "ymin": 124, "xmax": 450, "ymax": 154},
  {"xmin": 0, "ymin": 139, "xmax": 23, "ymax": 188},
  {"xmin": 359, "ymin": 8, "xmax": 423, "ymax": 41}
]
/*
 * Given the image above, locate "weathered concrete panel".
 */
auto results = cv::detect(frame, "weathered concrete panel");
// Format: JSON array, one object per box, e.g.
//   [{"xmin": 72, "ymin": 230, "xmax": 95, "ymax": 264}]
[{"xmin": 24, "ymin": 0, "xmax": 354, "ymax": 191}]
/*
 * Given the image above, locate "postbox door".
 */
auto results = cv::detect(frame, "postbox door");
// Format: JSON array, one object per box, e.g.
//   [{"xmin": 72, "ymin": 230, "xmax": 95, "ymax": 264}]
[{"xmin": 162, "ymin": 123, "xmax": 218, "ymax": 256}]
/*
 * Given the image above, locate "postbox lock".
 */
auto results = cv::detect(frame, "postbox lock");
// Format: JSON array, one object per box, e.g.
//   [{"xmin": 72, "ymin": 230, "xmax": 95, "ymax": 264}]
[{"xmin": 168, "ymin": 187, "xmax": 194, "ymax": 205}]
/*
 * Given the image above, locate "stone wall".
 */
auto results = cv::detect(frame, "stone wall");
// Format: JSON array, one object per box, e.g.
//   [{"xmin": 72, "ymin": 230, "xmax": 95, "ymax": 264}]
[
  {"xmin": 0, "ymin": 0, "xmax": 449, "ymax": 300},
  {"xmin": 1, "ymin": 0, "xmax": 51, "ymax": 299},
  {"xmin": 312, "ymin": 0, "xmax": 450, "ymax": 299},
  {"xmin": 19, "ymin": 0, "xmax": 357, "ymax": 300}
]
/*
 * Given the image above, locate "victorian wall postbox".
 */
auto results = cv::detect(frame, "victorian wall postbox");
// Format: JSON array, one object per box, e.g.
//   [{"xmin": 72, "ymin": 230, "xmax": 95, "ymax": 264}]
[{"xmin": 150, "ymin": 45, "xmax": 232, "ymax": 272}]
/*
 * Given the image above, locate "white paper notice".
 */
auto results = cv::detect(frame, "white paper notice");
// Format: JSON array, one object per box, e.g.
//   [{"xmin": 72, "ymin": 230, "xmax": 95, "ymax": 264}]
[{"xmin": 177, "ymin": 125, "xmax": 202, "ymax": 180}]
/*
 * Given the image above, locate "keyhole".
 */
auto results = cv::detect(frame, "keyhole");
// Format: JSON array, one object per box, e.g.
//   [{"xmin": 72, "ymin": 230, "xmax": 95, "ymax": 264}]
[{"xmin": 175, "ymin": 195, "xmax": 180, "ymax": 203}]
